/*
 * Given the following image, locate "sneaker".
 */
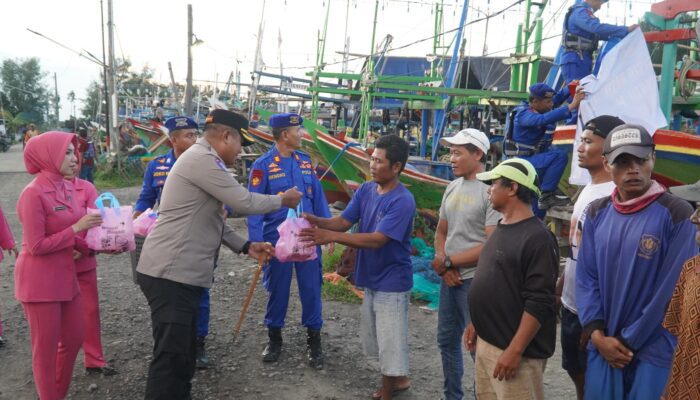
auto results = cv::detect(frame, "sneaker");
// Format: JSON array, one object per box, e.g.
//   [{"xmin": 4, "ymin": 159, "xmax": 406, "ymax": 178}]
[
  {"xmin": 538, "ymin": 192, "xmax": 570, "ymax": 210},
  {"xmin": 0, "ymin": 336, "xmax": 5, "ymax": 347}
]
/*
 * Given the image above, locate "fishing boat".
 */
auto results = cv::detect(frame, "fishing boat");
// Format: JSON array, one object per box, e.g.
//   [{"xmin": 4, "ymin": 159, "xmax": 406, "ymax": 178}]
[{"xmin": 553, "ymin": 126, "xmax": 700, "ymax": 187}]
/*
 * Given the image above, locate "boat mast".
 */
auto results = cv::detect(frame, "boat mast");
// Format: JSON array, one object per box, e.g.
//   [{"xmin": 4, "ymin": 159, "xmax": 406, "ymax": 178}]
[
  {"xmin": 311, "ymin": 0, "xmax": 332, "ymax": 121},
  {"xmin": 358, "ymin": 0, "xmax": 380, "ymax": 145},
  {"xmin": 249, "ymin": 0, "xmax": 266, "ymax": 119},
  {"xmin": 431, "ymin": 0, "xmax": 470, "ymax": 161}
]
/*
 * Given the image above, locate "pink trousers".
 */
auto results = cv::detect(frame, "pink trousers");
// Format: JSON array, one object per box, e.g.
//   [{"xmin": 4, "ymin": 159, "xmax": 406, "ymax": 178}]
[
  {"xmin": 22, "ymin": 295, "xmax": 84, "ymax": 400},
  {"xmin": 76, "ymin": 268, "xmax": 106, "ymax": 368}
]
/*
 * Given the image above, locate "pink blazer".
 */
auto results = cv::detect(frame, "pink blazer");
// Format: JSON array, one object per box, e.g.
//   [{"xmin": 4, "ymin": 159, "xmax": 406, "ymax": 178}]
[
  {"xmin": 0, "ymin": 205, "xmax": 16, "ymax": 264},
  {"xmin": 72, "ymin": 178, "xmax": 98, "ymax": 273},
  {"xmin": 15, "ymin": 174, "xmax": 82, "ymax": 302}
]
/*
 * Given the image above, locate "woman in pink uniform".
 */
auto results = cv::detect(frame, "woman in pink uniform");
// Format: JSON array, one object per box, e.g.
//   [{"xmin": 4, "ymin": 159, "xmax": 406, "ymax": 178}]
[
  {"xmin": 0, "ymin": 204, "xmax": 18, "ymax": 347},
  {"xmin": 68, "ymin": 163, "xmax": 117, "ymax": 375},
  {"xmin": 15, "ymin": 131, "xmax": 102, "ymax": 400}
]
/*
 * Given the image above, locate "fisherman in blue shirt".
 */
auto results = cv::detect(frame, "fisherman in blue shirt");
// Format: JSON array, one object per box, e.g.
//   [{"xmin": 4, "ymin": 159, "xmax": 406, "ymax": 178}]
[
  {"xmin": 247, "ymin": 113, "xmax": 331, "ymax": 369},
  {"xmin": 508, "ymin": 83, "xmax": 584, "ymax": 211},
  {"xmin": 560, "ymin": 0, "xmax": 636, "ymax": 83},
  {"xmin": 133, "ymin": 116, "xmax": 214, "ymax": 369}
]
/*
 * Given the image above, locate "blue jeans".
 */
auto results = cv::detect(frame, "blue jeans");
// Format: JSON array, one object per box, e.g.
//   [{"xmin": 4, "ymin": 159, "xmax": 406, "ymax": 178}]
[{"xmin": 437, "ymin": 278, "xmax": 474, "ymax": 400}]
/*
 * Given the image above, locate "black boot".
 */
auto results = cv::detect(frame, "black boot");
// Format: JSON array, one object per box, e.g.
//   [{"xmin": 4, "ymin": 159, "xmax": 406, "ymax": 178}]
[
  {"xmin": 196, "ymin": 337, "xmax": 209, "ymax": 369},
  {"xmin": 306, "ymin": 328, "xmax": 324, "ymax": 370},
  {"xmin": 262, "ymin": 328, "xmax": 283, "ymax": 363}
]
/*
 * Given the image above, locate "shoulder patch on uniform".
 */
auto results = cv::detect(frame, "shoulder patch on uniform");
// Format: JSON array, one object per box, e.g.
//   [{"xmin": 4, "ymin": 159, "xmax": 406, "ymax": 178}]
[
  {"xmin": 214, "ymin": 158, "xmax": 227, "ymax": 171},
  {"xmin": 584, "ymin": 9, "xmax": 595, "ymax": 17},
  {"xmin": 251, "ymin": 169, "xmax": 264, "ymax": 187}
]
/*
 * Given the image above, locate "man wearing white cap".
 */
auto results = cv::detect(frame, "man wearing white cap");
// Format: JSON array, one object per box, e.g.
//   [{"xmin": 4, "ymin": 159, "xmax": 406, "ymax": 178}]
[{"xmin": 432, "ymin": 129, "xmax": 501, "ymax": 400}]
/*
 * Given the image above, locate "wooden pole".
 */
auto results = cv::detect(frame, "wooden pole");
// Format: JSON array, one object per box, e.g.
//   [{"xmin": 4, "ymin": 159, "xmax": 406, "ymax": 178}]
[{"xmin": 233, "ymin": 259, "xmax": 265, "ymax": 341}]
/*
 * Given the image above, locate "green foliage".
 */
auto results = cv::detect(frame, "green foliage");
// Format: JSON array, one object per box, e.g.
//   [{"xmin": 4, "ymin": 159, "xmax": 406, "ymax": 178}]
[
  {"xmin": 0, "ymin": 58, "xmax": 50, "ymax": 124},
  {"xmin": 93, "ymin": 158, "xmax": 144, "ymax": 189},
  {"xmin": 320, "ymin": 244, "xmax": 361, "ymax": 304},
  {"xmin": 321, "ymin": 244, "xmax": 345, "ymax": 273}
]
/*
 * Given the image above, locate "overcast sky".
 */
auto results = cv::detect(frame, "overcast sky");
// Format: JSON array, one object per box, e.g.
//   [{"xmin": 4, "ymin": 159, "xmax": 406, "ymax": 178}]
[{"xmin": 1, "ymin": 0, "xmax": 654, "ymax": 120}]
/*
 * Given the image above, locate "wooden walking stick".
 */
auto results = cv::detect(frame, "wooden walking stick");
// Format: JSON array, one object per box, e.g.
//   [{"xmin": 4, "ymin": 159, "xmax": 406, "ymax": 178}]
[{"xmin": 233, "ymin": 257, "xmax": 266, "ymax": 341}]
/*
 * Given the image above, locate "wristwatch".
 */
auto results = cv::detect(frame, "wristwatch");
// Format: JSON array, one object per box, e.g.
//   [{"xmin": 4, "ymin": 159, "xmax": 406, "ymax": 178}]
[{"xmin": 443, "ymin": 255, "xmax": 453, "ymax": 270}]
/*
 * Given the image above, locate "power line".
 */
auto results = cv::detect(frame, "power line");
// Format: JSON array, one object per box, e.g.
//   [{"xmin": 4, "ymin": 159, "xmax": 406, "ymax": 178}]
[{"xmin": 277, "ymin": 0, "xmax": 526, "ymax": 71}]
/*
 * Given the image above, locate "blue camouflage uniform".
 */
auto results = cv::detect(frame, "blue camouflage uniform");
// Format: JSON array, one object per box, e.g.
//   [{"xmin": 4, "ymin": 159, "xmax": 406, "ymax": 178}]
[
  {"xmin": 561, "ymin": 1, "xmax": 629, "ymax": 83},
  {"xmin": 511, "ymin": 84, "xmax": 570, "ymax": 214},
  {"xmin": 248, "ymin": 142, "xmax": 331, "ymax": 330},
  {"xmin": 134, "ymin": 116, "xmax": 212, "ymax": 339}
]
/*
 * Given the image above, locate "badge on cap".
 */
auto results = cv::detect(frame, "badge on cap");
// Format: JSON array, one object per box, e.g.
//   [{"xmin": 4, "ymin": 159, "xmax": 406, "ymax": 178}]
[
  {"xmin": 290, "ymin": 115, "xmax": 300, "ymax": 125},
  {"xmin": 610, "ymin": 128, "xmax": 642, "ymax": 147}
]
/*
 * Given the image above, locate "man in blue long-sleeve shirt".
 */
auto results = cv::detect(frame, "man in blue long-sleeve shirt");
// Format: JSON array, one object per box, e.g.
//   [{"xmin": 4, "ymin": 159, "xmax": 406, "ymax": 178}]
[
  {"xmin": 561, "ymin": 0, "xmax": 636, "ymax": 83},
  {"xmin": 576, "ymin": 124, "xmax": 696, "ymax": 400},
  {"xmin": 248, "ymin": 113, "xmax": 331, "ymax": 369},
  {"xmin": 510, "ymin": 83, "xmax": 583, "ymax": 211}
]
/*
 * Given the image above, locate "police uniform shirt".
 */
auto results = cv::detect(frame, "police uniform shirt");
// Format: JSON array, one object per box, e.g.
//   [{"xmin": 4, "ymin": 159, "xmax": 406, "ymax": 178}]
[
  {"xmin": 513, "ymin": 87, "xmax": 571, "ymax": 146},
  {"xmin": 134, "ymin": 149, "xmax": 177, "ymax": 213},
  {"xmin": 561, "ymin": 2, "xmax": 628, "ymax": 64},
  {"xmin": 247, "ymin": 146, "xmax": 331, "ymax": 243},
  {"xmin": 137, "ymin": 137, "xmax": 282, "ymax": 288}
]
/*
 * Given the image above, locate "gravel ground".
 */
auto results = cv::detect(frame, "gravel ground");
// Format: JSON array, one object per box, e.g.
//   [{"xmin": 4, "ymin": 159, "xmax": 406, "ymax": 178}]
[{"xmin": 0, "ymin": 143, "xmax": 576, "ymax": 399}]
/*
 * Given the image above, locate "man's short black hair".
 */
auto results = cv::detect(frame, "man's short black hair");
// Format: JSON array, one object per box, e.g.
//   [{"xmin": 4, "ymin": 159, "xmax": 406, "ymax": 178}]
[
  {"xmin": 272, "ymin": 127, "xmax": 285, "ymax": 140},
  {"xmin": 461, "ymin": 143, "xmax": 487, "ymax": 163},
  {"xmin": 374, "ymin": 134, "xmax": 409, "ymax": 173},
  {"xmin": 499, "ymin": 176, "xmax": 539, "ymax": 203}
]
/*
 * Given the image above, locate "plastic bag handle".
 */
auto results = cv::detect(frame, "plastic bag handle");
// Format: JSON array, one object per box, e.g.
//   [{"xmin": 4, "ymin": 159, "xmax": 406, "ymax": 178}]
[
  {"xmin": 94, "ymin": 192, "xmax": 121, "ymax": 217},
  {"xmin": 286, "ymin": 187, "xmax": 303, "ymax": 218}
]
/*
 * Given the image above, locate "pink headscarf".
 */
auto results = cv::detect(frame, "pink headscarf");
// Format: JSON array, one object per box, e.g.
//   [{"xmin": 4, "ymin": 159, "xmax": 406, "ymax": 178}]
[{"xmin": 23, "ymin": 131, "xmax": 80, "ymax": 207}]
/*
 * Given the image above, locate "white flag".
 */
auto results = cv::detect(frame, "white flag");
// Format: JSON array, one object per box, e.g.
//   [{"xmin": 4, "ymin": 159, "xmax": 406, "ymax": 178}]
[{"xmin": 569, "ymin": 29, "xmax": 667, "ymax": 185}]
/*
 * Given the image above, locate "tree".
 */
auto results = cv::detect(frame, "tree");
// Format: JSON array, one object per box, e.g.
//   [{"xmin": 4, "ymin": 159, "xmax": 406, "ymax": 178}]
[
  {"xmin": 81, "ymin": 80, "xmax": 105, "ymax": 120},
  {"xmin": 0, "ymin": 58, "xmax": 50, "ymax": 125}
]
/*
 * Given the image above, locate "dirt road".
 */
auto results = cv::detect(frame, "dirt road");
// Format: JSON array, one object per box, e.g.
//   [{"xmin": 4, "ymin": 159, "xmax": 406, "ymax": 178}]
[{"xmin": 0, "ymin": 143, "xmax": 575, "ymax": 399}]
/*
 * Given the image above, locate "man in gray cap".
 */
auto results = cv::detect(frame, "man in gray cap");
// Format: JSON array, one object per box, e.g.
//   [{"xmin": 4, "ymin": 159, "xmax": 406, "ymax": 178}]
[
  {"xmin": 576, "ymin": 124, "xmax": 696, "ymax": 399},
  {"xmin": 136, "ymin": 109, "xmax": 302, "ymax": 400}
]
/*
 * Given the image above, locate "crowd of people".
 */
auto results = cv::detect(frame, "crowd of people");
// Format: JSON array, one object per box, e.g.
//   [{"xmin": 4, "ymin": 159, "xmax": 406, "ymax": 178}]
[
  {"xmin": 0, "ymin": 4, "xmax": 696, "ymax": 395},
  {"xmin": 0, "ymin": 105, "xmax": 697, "ymax": 400}
]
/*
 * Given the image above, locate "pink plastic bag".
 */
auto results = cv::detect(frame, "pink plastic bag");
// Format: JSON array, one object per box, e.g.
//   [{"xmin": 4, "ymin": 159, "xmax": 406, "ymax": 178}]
[
  {"xmin": 133, "ymin": 208, "xmax": 158, "ymax": 237},
  {"xmin": 275, "ymin": 207, "xmax": 318, "ymax": 263},
  {"xmin": 86, "ymin": 192, "xmax": 136, "ymax": 252}
]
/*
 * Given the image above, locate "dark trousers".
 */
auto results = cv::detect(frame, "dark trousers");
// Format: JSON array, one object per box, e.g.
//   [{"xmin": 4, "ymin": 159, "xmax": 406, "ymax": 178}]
[{"xmin": 137, "ymin": 272, "xmax": 203, "ymax": 400}]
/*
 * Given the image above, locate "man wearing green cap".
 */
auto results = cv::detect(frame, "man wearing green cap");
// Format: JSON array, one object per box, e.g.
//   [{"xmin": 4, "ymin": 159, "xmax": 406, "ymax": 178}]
[{"xmin": 465, "ymin": 158, "xmax": 559, "ymax": 399}]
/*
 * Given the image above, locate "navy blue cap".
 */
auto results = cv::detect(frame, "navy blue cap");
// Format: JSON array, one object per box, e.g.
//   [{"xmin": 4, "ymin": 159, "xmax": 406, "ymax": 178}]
[
  {"xmin": 164, "ymin": 116, "xmax": 198, "ymax": 136},
  {"xmin": 529, "ymin": 83, "xmax": 555, "ymax": 99},
  {"xmin": 269, "ymin": 113, "xmax": 304, "ymax": 129}
]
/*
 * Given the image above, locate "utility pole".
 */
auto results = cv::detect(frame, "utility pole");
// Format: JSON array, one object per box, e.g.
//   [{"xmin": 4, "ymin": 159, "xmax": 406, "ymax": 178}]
[
  {"xmin": 184, "ymin": 4, "xmax": 194, "ymax": 117},
  {"xmin": 168, "ymin": 62, "xmax": 183, "ymax": 114},
  {"xmin": 53, "ymin": 72, "xmax": 60, "ymax": 126},
  {"xmin": 106, "ymin": 0, "xmax": 119, "ymax": 159},
  {"xmin": 100, "ymin": 0, "xmax": 111, "ymax": 148}
]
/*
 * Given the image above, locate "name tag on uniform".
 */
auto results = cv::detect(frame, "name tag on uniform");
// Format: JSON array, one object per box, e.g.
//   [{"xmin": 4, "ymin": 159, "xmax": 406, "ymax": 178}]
[
  {"xmin": 54, "ymin": 205, "xmax": 67, "ymax": 211},
  {"xmin": 269, "ymin": 173, "xmax": 286, "ymax": 180}
]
